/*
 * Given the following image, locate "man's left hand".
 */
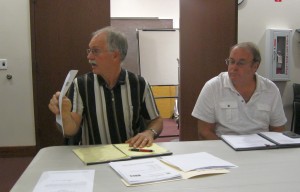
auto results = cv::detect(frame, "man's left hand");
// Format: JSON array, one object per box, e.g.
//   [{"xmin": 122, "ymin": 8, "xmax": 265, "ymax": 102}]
[{"xmin": 125, "ymin": 130, "xmax": 154, "ymax": 148}]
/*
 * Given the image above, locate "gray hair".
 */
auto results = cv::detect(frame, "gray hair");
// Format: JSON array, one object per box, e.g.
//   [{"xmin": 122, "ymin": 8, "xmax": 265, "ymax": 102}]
[
  {"xmin": 92, "ymin": 26, "xmax": 128, "ymax": 62},
  {"xmin": 230, "ymin": 42, "xmax": 261, "ymax": 64}
]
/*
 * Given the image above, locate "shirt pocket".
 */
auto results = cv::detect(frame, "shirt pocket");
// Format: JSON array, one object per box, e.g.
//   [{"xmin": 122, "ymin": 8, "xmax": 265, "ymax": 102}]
[
  {"xmin": 254, "ymin": 103, "xmax": 271, "ymax": 122},
  {"xmin": 219, "ymin": 101, "xmax": 239, "ymax": 123}
]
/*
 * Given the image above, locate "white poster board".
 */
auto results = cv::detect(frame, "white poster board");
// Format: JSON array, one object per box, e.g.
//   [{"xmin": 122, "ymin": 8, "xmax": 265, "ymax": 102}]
[{"xmin": 138, "ymin": 29, "xmax": 179, "ymax": 85}]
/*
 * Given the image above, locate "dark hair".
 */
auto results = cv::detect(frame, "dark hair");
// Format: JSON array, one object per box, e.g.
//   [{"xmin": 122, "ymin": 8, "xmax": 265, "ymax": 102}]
[{"xmin": 92, "ymin": 26, "xmax": 128, "ymax": 62}]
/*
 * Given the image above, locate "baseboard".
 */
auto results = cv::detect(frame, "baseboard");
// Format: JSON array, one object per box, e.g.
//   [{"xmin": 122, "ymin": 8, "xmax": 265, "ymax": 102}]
[{"xmin": 0, "ymin": 146, "xmax": 37, "ymax": 157}]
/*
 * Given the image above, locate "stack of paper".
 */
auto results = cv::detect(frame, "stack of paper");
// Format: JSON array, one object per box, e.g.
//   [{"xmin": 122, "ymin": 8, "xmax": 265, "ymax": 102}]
[
  {"xmin": 109, "ymin": 152, "xmax": 237, "ymax": 186},
  {"xmin": 109, "ymin": 158, "xmax": 181, "ymax": 185},
  {"xmin": 221, "ymin": 132, "xmax": 300, "ymax": 151},
  {"xmin": 160, "ymin": 152, "xmax": 237, "ymax": 172},
  {"xmin": 73, "ymin": 143, "xmax": 172, "ymax": 165},
  {"xmin": 221, "ymin": 134, "xmax": 277, "ymax": 151},
  {"xmin": 259, "ymin": 131, "xmax": 300, "ymax": 145}
]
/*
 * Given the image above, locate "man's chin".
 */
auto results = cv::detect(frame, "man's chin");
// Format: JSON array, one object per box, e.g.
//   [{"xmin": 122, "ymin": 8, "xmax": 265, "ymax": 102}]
[
  {"xmin": 229, "ymin": 73, "xmax": 238, "ymax": 78},
  {"xmin": 229, "ymin": 75, "xmax": 238, "ymax": 82},
  {"xmin": 91, "ymin": 68, "xmax": 101, "ymax": 75}
]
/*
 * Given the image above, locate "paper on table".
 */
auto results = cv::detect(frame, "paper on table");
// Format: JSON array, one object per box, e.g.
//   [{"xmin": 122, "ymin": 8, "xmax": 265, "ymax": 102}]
[
  {"xmin": 73, "ymin": 145, "xmax": 130, "ymax": 164},
  {"xmin": 114, "ymin": 143, "xmax": 170, "ymax": 157},
  {"xmin": 109, "ymin": 158, "xmax": 181, "ymax": 185},
  {"xmin": 221, "ymin": 134, "xmax": 276, "ymax": 149},
  {"xmin": 259, "ymin": 132, "xmax": 300, "ymax": 144},
  {"xmin": 56, "ymin": 70, "xmax": 78, "ymax": 135},
  {"xmin": 177, "ymin": 168, "xmax": 229, "ymax": 179},
  {"xmin": 121, "ymin": 168, "xmax": 230, "ymax": 187},
  {"xmin": 73, "ymin": 143, "xmax": 172, "ymax": 165},
  {"xmin": 160, "ymin": 152, "xmax": 237, "ymax": 172},
  {"xmin": 121, "ymin": 177, "xmax": 181, "ymax": 187},
  {"xmin": 111, "ymin": 156, "xmax": 230, "ymax": 187},
  {"xmin": 33, "ymin": 170, "xmax": 95, "ymax": 192}
]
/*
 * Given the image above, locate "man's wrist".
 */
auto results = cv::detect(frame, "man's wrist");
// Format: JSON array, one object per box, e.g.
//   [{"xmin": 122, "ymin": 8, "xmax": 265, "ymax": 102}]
[{"xmin": 147, "ymin": 128, "xmax": 158, "ymax": 138}]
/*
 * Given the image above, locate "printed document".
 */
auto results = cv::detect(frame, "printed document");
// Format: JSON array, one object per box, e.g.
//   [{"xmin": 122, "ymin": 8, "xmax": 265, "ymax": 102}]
[
  {"xmin": 109, "ymin": 158, "xmax": 181, "ymax": 185},
  {"xmin": 56, "ymin": 70, "xmax": 78, "ymax": 135},
  {"xmin": 33, "ymin": 169, "xmax": 94, "ymax": 192}
]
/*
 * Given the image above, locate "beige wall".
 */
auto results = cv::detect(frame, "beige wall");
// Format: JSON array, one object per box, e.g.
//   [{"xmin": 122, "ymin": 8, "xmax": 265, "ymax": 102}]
[
  {"xmin": 0, "ymin": 0, "xmax": 35, "ymax": 146},
  {"xmin": 238, "ymin": 0, "xmax": 300, "ymax": 129},
  {"xmin": 1, "ymin": 0, "xmax": 299, "ymax": 147}
]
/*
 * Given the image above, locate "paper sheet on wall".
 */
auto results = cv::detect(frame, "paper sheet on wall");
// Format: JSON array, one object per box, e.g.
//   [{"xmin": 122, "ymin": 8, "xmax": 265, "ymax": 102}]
[{"xmin": 56, "ymin": 70, "xmax": 78, "ymax": 135}]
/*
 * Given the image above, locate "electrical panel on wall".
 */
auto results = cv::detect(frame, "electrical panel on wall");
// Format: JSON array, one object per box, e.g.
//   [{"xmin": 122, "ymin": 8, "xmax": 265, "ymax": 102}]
[{"xmin": 265, "ymin": 29, "xmax": 292, "ymax": 81}]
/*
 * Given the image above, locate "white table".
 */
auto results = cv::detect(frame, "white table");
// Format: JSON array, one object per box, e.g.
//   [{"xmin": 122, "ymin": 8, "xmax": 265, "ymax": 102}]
[{"xmin": 11, "ymin": 140, "xmax": 300, "ymax": 192}]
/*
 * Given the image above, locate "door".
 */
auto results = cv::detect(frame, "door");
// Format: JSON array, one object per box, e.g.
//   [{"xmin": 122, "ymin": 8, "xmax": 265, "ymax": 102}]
[
  {"xmin": 179, "ymin": 0, "xmax": 237, "ymax": 140},
  {"xmin": 30, "ymin": 0, "xmax": 110, "ymax": 149}
]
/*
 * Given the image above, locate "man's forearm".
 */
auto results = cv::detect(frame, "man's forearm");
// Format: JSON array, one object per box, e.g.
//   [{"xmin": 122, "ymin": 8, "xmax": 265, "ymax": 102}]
[
  {"xmin": 197, "ymin": 120, "xmax": 219, "ymax": 140},
  {"xmin": 199, "ymin": 131, "xmax": 220, "ymax": 140},
  {"xmin": 269, "ymin": 125, "xmax": 285, "ymax": 132}
]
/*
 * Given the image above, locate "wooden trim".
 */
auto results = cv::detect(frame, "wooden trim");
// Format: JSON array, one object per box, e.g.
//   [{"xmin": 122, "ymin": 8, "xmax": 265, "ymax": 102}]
[{"xmin": 0, "ymin": 146, "xmax": 37, "ymax": 157}]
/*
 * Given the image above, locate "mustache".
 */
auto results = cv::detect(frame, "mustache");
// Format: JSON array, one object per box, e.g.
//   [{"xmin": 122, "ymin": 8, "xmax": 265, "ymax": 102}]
[{"xmin": 89, "ymin": 60, "xmax": 97, "ymax": 66}]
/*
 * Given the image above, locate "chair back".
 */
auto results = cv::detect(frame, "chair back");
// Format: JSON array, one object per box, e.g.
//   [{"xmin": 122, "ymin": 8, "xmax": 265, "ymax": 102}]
[
  {"xmin": 292, "ymin": 83, "xmax": 300, "ymax": 133},
  {"xmin": 293, "ymin": 83, "xmax": 300, "ymax": 102},
  {"xmin": 294, "ymin": 102, "xmax": 300, "ymax": 134}
]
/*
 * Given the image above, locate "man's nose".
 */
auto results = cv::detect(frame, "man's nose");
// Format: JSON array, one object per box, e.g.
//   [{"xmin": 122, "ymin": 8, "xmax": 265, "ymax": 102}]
[
  {"xmin": 87, "ymin": 52, "xmax": 94, "ymax": 60},
  {"xmin": 228, "ymin": 63, "xmax": 239, "ymax": 70}
]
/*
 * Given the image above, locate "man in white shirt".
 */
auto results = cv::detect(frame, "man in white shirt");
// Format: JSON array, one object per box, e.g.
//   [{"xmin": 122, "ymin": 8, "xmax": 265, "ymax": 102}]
[{"xmin": 192, "ymin": 42, "xmax": 287, "ymax": 140}]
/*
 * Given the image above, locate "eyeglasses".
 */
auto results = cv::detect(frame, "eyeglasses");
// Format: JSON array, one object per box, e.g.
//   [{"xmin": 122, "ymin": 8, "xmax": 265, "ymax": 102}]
[
  {"xmin": 87, "ymin": 48, "xmax": 101, "ymax": 55},
  {"xmin": 86, "ymin": 48, "xmax": 110, "ymax": 56},
  {"xmin": 225, "ymin": 58, "xmax": 254, "ymax": 66}
]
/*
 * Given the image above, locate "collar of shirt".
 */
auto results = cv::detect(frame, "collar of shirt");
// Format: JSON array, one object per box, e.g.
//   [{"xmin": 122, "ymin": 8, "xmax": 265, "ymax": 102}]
[
  {"xmin": 222, "ymin": 72, "xmax": 266, "ymax": 94},
  {"xmin": 96, "ymin": 69, "xmax": 126, "ymax": 88}
]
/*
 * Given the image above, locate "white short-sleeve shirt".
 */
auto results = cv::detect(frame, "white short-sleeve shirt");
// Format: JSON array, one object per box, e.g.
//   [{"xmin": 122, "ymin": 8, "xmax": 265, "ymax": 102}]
[{"xmin": 192, "ymin": 72, "xmax": 287, "ymax": 136}]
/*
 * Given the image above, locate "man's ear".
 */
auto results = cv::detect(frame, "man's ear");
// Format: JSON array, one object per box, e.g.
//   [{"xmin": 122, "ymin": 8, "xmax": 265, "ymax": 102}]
[
  {"xmin": 112, "ymin": 50, "xmax": 121, "ymax": 61},
  {"xmin": 252, "ymin": 61, "xmax": 259, "ymax": 71}
]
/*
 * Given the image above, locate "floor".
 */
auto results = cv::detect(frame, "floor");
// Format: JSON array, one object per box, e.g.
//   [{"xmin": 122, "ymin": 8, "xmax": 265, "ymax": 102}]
[
  {"xmin": 0, "ymin": 156, "xmax": 33, "ymax": 192},
  {"xmin": 0, "ymin": 118, "xmax": 179, "ymax": 192},
  {"xmin": 156, "ymin": 118, "xmax": 180, "ymax": 142}
]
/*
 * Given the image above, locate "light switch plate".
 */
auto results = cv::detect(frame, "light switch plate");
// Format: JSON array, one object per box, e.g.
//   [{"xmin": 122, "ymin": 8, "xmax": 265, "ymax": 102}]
[{"xmin": 0, "ymin": 59, "xmax": 8, "ymax": 70}]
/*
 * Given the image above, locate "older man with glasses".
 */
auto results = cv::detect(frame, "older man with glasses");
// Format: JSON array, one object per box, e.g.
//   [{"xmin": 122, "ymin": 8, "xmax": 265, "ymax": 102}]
[
  {"xmin": 49, "ymin": 26, "xmax": 163, "ymax": 147},
  {"xmin": 192, "ymin": 42, "xmax": 287, "ymax": 140}
]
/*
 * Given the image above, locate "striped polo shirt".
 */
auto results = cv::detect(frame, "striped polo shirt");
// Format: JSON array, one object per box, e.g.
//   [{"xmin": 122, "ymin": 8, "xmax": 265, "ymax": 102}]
[{"xmin": 66, "ymin": 69, "xmax": 160, "ymax": 145}]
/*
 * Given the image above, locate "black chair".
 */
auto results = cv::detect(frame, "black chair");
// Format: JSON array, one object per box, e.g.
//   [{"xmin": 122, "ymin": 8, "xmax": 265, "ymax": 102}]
[
  {"xmin": 293, "ymin": 102, "xmax": 300, "ymax": 134},
  {"xmin": 291, "ymin": 83, "xmax": 300, "ymax": 133}
]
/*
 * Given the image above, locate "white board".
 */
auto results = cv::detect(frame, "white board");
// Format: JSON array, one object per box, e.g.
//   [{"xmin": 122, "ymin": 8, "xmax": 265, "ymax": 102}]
[{"xmin": 138, "ymin": 29, "xmax": 179, "ymax": 85}]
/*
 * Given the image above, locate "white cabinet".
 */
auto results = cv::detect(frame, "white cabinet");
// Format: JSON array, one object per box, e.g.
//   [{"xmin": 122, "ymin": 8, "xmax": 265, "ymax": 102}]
[{"xmin": 265, "ymin": 29, "xmax": 292, "ymax": 81}]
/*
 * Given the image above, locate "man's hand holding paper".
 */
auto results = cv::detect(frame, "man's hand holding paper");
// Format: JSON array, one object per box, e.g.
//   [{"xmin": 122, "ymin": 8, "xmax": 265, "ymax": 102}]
[{"xmin": 48, "ymin": 70, "xmax": 78, "ymax": 136}]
